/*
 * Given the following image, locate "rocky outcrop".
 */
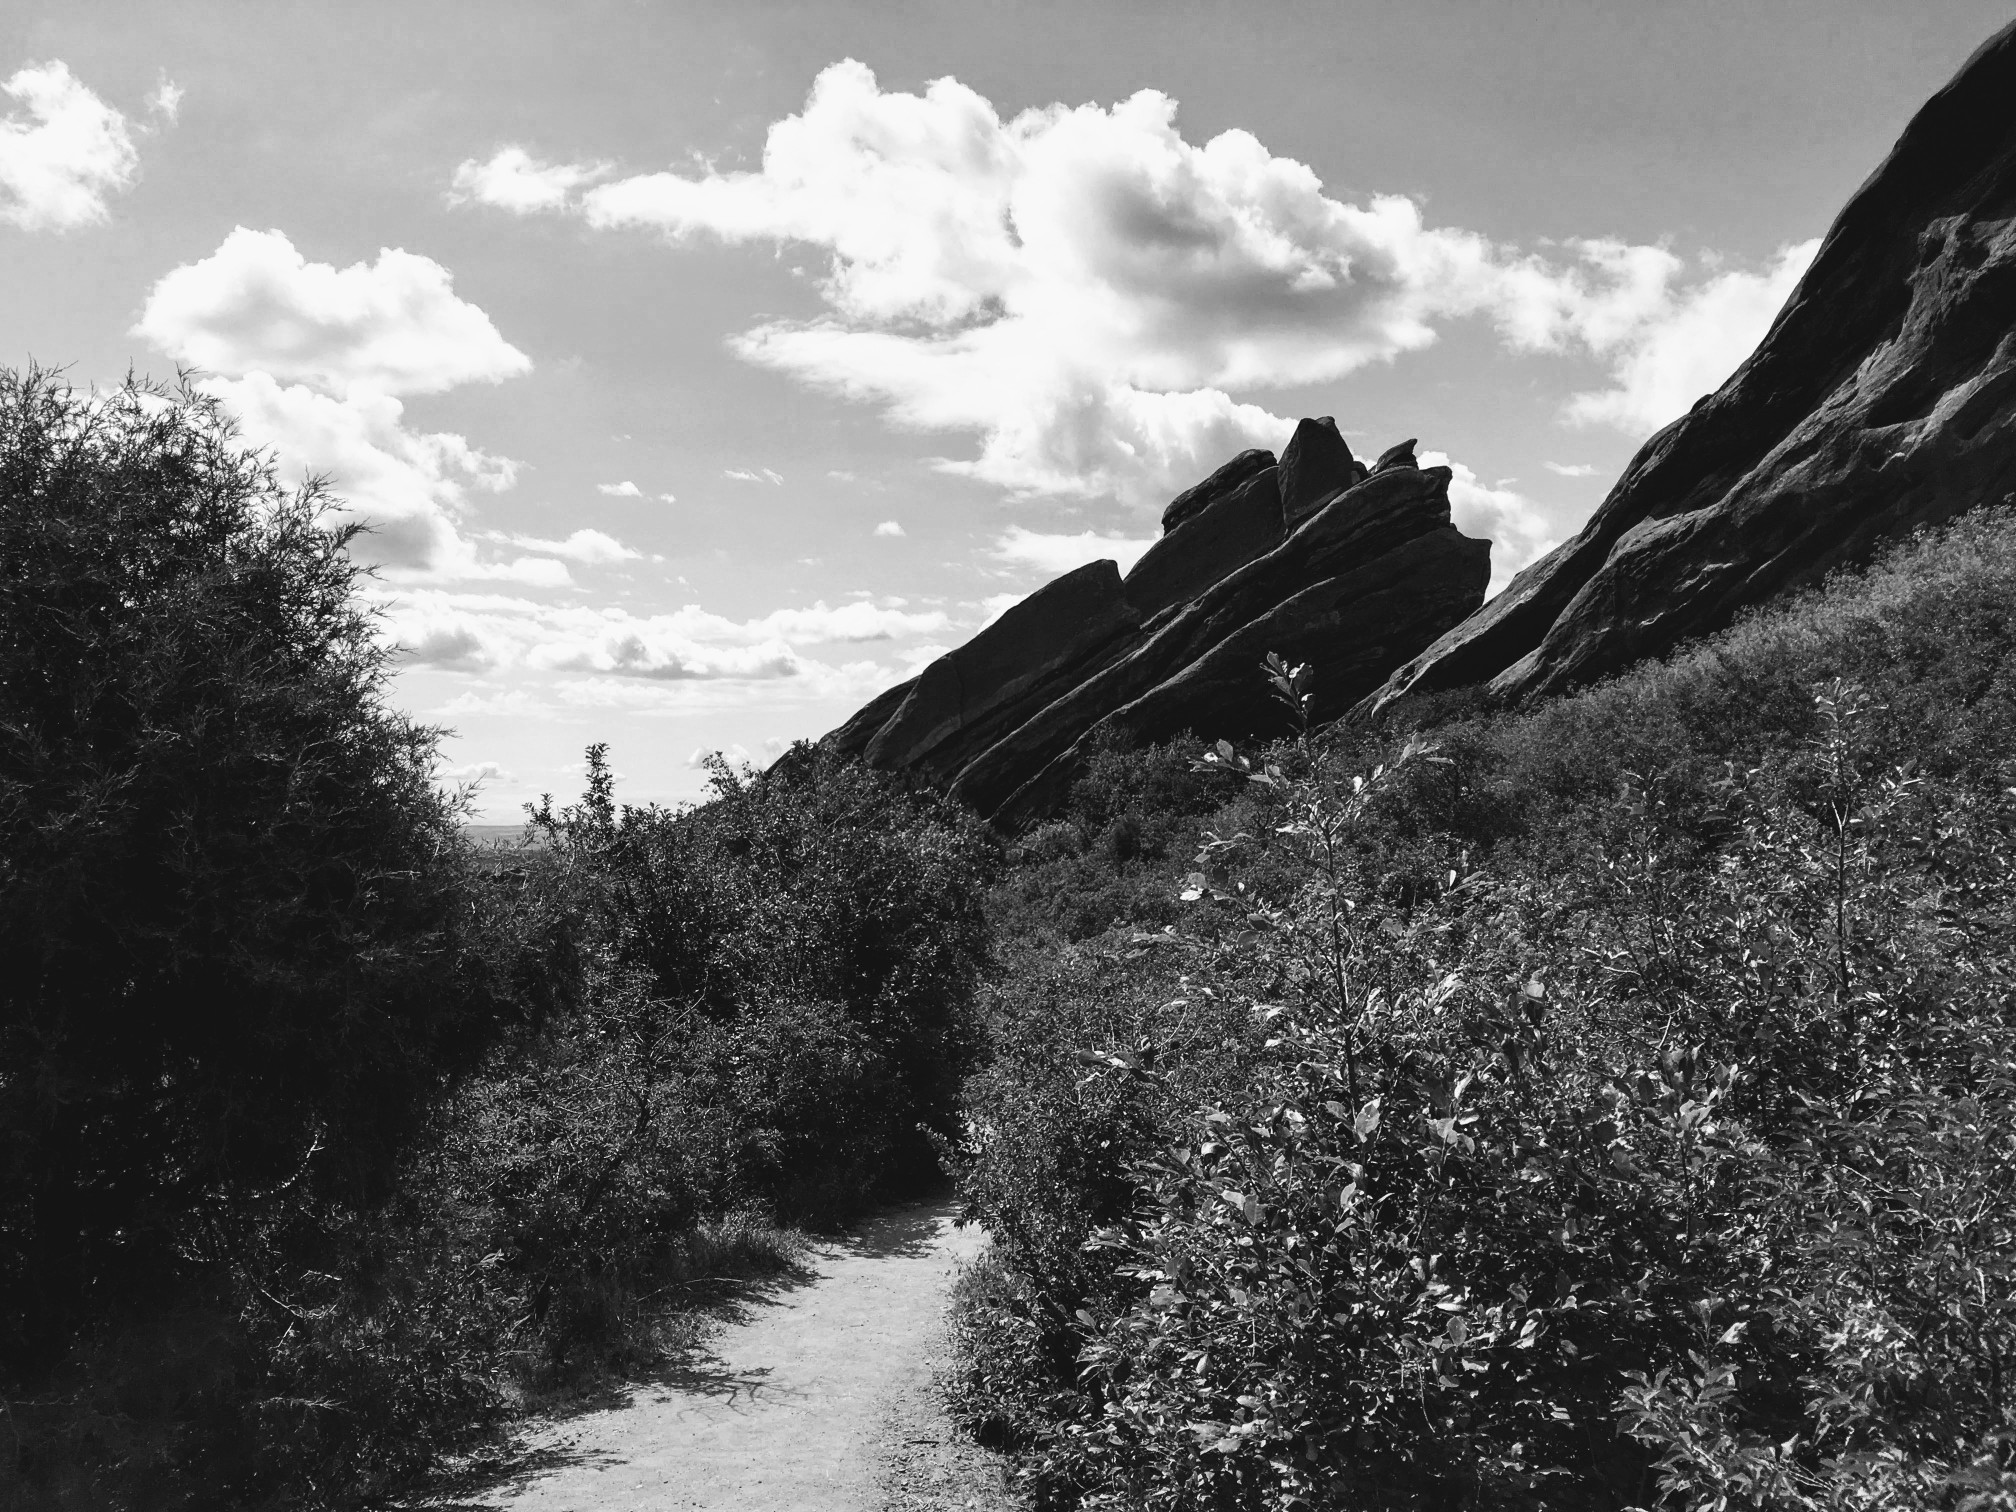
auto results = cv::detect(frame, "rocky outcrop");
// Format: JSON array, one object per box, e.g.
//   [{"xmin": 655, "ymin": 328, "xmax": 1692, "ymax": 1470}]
[
  {"xmin": 1122, "ymin": 465, "xmax": 1285, "ymax": 618},
  {"xmin": 861, "ymin": 560, "xmax": 1141, "ymax": 783},
  {"xmin": 1278, "ymin": 417, "xmax": 1365, "ymax": 524},
  {"xmin": 1161, "ymin": 447, "xmax": 1276, "ymax": 534},
  {"xmin": 1363, "ymin": 18, "xmax": 2016, "ymax": 718},
  {"xmin": 827, "ymin": 436, "xmax": 1490, "ymax": 825}
]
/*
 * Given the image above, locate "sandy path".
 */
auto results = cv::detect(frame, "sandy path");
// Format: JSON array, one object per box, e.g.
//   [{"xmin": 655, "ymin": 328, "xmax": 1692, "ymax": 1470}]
[{"xmin": 470, "ymin": 1200, "xmax": 1016, "ymax": 1512}]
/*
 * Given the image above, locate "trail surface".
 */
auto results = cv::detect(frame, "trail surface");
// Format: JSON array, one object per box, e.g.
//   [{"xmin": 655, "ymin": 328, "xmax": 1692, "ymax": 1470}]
[{"xmin": 467, "ymin": 1201, "xmax": 1017, "ymax": 1512}]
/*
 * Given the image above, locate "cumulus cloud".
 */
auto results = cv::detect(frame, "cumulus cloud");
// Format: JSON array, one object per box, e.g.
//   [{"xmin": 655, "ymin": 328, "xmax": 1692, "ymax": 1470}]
[
  {"xmin": 597, "ymin": 479, "xmax": 643, "ymax": 497},
  {"xmin": 873, "ymin": 519, "xmax": 905, "ymax": 537},
  {"xmin": 136, "ymin": 228, "xmax": 542, "ymax": 583},
  {"xmin": 726, "ymin": 466, "xmax": 784, "ymax": 484},
  {"xmin": 204, "ymin": 372, "xmax": 524, "ymax": 573},
  {"xmin": 993, "ymin": 525, "xmax": 1155, "ymax": 575},
  {"xmin": 1545, "ymin": 461, "xmax": 1599, "ymax": 477},
  {"xmin": 461, "ymin": 60, "xmax": 1813, "ymax": 561},
  {"xmin": 452, "ymin": 145, "xmax": 609, "ymax": 213},
  {"xmin": 0, "ymin": 60, "xmax": 140, "ymax": 230},
  {"xmin": 136, "ymin": 227, "xmax": 531, "ymax": 396}
]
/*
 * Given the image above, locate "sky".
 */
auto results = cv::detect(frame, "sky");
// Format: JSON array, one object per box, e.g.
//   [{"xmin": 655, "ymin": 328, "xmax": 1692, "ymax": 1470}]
[{"xmin": 4, "ymin": 1, "xmax": 2008, "ymax": 818}]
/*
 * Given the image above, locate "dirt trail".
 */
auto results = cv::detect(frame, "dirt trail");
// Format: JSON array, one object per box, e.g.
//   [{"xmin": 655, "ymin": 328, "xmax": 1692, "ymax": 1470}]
[{"xmin": 468, "ymin": 1200, "xmax": 1018, "ymax": 1512}]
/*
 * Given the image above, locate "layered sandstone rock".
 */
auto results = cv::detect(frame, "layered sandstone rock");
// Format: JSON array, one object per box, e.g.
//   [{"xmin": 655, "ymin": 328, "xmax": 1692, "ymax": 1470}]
[
  {"xmin": 826, "ymin": 437, "xmax": 1490, "ymax": 824},
  {"xmin": 1363, "ymin": 19, "xmax": 2016, "ymax": 717}
]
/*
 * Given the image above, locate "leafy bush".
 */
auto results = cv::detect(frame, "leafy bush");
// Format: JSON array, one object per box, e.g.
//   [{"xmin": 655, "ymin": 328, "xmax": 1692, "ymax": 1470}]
[{"xmin": 955, "ymin": 509, "xmax": 2016, "ymax": 1509}]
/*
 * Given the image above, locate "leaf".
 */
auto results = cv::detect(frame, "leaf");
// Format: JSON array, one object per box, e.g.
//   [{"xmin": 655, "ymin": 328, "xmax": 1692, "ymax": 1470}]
[{"xmin": 1354, "ymin": 1098, "xmax": 1383, "ymax": 1142}]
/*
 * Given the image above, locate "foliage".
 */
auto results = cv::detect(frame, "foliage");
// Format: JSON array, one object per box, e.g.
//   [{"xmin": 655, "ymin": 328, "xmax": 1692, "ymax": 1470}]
[{"xmin": 953, "ymin": 509, "xmax": 2016, "ymax": 1509}]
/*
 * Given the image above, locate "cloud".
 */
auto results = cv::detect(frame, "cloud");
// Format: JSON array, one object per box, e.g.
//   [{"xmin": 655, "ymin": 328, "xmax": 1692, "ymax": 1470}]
[
  {"xmin": 202, "ymin": 372, "xmax": 524, "ymax": 574},
  {"xmin": 0, "ymin": 60, "xmax": 140, "ymax": 230},
  {"xmin": 1544, "ymin": 461, "xmax": 1599, "ymax": 477},
  {"xmin": 466, "ymin": 59, "xmax": 1814, "ymax": 576},
  {"xmin": 725, "ymin": 466, "xmax": 784, "ymax": 484},
  {"xmin": 500, "ymin": 528, "xmax": 639, "ymax": 566},
  {"xmin": 147, "ymin": 76, "xmax": 183, "ymax": 125},
  {"xmin": 873, "ymin": 519, "xmax": 905, "ymax": 537},
  {"xmin": 452, "ymin": 145, "xmax": 609, "ymax": 213},
  {"xmin": 136, "ymin": 228, "xmax": 545, "ymax": 582},
  {"xmin": 1557, "ymin": 239, "xmax": 1818, "ymax": 433},
  {"xmin": 135, "ymin": 227, "xmax": 531, "ymax": 396},
  {"xmin": 992, "ymin": 524, "xmax": 1155, "ymax": 575},
  {"xmin": 385, "ymin": 591, "xmax": 950, "ymax": 685},
  {"xmin": 597, "ymin": 479, "xmax": 643, "ymax": 497},
  {"xmin": 658, "ymin": 492, "xmax": 678, "ymax": 503}
]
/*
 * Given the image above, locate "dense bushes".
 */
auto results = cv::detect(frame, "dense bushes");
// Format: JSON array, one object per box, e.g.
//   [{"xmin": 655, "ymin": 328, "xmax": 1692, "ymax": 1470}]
[
  {"xmin": 0, "ymin": 370, "xmax": 995, "ymax": 1509},
  {"xmin": 952, "ymin": 509, "xmax": 2016, "ymax": 1508}
]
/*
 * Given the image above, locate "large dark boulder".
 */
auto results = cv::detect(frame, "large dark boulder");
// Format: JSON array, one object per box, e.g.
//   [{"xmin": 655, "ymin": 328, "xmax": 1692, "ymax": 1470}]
[
  {"xmin": 1364, "ymin": 18, "xmax": 2016, "ymax": 717},
  {"xmin": 1277, "ymin": 416, "xmax": 1364, "ymax": 524},
  {"xmin": 863, "ymin": 558, "xmax": 1142, "ymax": 781},
  {"xmin": 948, "ymin": 465, "xmax": 1478, "ymax": 820},
  {"xmin": 1123, "ymin": 465, "xmax": 1284, "ymax": 617},
  {"xmin": 1161, "ymin": 447, "xmax": 1276, "ymax": 534}
]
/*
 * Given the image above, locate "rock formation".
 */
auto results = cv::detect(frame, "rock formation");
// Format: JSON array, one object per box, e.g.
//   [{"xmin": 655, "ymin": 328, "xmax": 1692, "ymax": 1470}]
[
  {"xmin": 1362, "ymin": 18, "xmax": 2016, "ymax": 717},
  {"xmin": 829, "ymin": 435, "xmax": 1490, "ymax": 824}
]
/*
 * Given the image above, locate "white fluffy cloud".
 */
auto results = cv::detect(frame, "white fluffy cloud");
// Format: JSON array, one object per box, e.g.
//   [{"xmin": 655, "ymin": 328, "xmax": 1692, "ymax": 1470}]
[
  {"xmin": 136, "ymin": 227, "xmax": 530, "ymax": 396},
  {"xmin": 137, "ymin": 229, "xmax": 539, "ymax": 582},
  {"xmin": 458, "ymin": 61, "xmax": 1811, "ymax": 558},
  {"xmin": 992, "ymin": 525, "xmax": 1155, "ymax": 575},
  {"xmin": 205, "ymin": 372, "xmax": 524, "ymax": 573},
  {"xmin": 597, "ymin": 479, "xmax": 643, "ymax": 497},
  {"xmin": 387, "ymin": 591, "xmax": 949, "ymax": 684},
  {"xmin": 0, "ymin": 60, "xmax": 140, "ymax": 231},
  {"xmin": 874, "ymin": 520, "xmax": 905, "ymax": 537}
]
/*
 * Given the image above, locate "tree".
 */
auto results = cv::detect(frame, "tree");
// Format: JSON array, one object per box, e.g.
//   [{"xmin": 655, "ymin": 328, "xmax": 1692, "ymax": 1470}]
[{"xmin": 0, "ymin": 369, "xmax": 513, "ymax": 1376}]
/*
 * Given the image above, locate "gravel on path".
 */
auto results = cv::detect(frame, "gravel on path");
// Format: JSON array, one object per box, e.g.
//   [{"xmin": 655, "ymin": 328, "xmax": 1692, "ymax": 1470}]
[{"xmin": 464, "ymin": 1200, "xmax": 1020, "ymax": 1512}]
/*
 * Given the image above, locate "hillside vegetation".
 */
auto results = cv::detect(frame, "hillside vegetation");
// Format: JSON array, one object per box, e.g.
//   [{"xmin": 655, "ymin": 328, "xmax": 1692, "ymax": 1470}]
[
  {"xmin": 0, "ymin": 373, "xmax": 993, "ymax": 1509},
  {"xmin": 7, "ymin": 362, "xmax": 2016, "ymax": 1511},
  {"xmin": 950, "ymin": 505, "xmax": 2016, "ymax": 1509}
]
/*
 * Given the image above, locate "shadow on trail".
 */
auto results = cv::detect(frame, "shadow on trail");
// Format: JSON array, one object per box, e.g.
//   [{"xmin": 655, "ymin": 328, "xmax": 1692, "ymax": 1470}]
[
  {"xmin": 406, "ymin": 1196, "xmax": 968, "ymax": 1509},
  {"xmin": 406, "ymin": 1258, "xmax": 824, "ymax": 1508}
]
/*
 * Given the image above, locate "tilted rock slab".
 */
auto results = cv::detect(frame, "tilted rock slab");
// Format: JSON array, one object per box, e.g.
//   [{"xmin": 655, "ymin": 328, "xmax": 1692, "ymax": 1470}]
[
  {"xmin": 1363, "ymin": 18, "xmax": 2016, "ymax": 717},
  {"xmin": 956, "ymin": 463, "xmax": 1484, "ymax": 824}
]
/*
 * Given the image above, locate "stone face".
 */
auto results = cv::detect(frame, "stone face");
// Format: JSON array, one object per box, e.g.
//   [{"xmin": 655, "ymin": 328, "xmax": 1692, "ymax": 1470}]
[
  {"xmin": 862, "ymin": 559, "xmax": 1141, "ymax": 780},
  {"xmin": 1123, "ymin": 465, "xmax": 1284, "ymax": 617},
  {"xmin": 1160, "ymin": 447, "xmax": 1276, "ymax": 534},
  {"xmin": 1364, "ymin": 18, "xmax": 2016, "ymax": 718},
  {"xmin": 948, "ymin": 465, "xmax": 1477, "ymax": 820},
  {"xmin": 1277, "ymin": 416, "xmax": 1361, "ymax": 524}
]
